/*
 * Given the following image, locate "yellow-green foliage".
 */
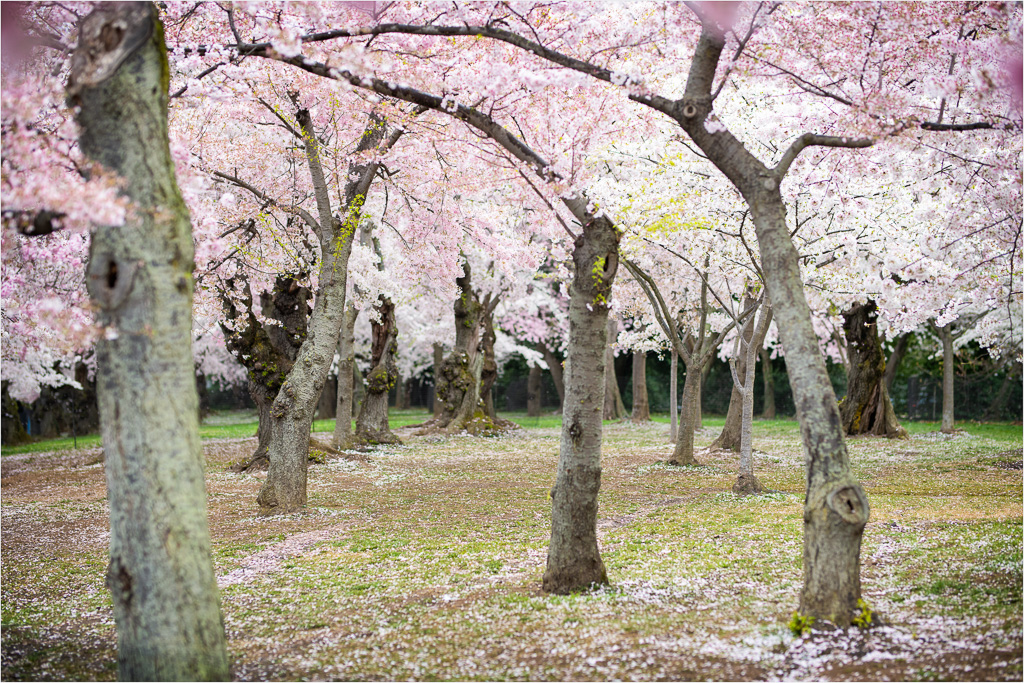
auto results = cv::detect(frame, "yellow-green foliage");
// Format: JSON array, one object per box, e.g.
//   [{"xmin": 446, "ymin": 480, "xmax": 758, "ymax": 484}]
[
  {"xmin": 852, "ymin": 598, "xmax": 874, "ymax": 629},
  {"xmin": 788, "ymin": 611, "xmax": 816, "ymax": 637}
]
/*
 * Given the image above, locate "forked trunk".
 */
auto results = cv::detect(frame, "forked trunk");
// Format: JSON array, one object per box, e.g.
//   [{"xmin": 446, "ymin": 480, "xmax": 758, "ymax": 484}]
[
  {"xmin": 258, "ymin": 109, "xmax": 394, "ymax": 513},
  {"xmin": 631, "ymin": 351, "xmax": 651, "ymax": 421},
  {"xmin": 714, "ymin": 309, "xmax": 756, "ymax": 451},
  {"xmin": 732, "ymin": 300, "xmax": 771, "ymax": 495},
  {"xmin": 840, "ymin": 301, "xmax": 907, "ymax": 439},
  {"xmin": 71, "ymin": 4, "xmax": 228, "ymax": 677},
  {"xmin": 669, "ymin": 364, "xmax": 700, "ymax": 466},
  {"xmin": 542, "ymin": 220, "xmax": 617, "ymax": 594},
  {"xmin": 354, "ymin": 297, "xmax": 399, "ymax": 445},
  {"xmin": 333, "ymin": 305, "xmax": 357, "ymax": 448}
]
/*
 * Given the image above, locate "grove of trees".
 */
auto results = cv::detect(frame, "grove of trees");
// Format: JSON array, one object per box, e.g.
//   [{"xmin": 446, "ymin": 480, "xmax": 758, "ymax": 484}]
[{"xmin": 2, "ymin": 1, "xmax": 1020, "ymax": 678}]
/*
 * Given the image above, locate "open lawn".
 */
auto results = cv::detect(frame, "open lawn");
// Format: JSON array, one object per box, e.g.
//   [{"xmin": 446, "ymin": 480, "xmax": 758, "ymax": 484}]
[{"xmin": 2, "ymin": 414, "xmax": 1021, "ymax": 680}]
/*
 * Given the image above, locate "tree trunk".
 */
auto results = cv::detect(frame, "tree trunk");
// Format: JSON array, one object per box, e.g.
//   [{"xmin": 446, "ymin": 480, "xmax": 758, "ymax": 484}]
[
  {"xmin": 631, "ymin": 351, "xmax": 651, "ymax": 421},
  {"xmin": 257, "ymin": 110, "xmax": 396, "ymax": 514},
  {"xmin": 543, "ymin": 220, "xmax": 616, "ymax": 594},
  {"xmin": 248, "ymin": 379, "xmax": 275, "ymax": 468},
  {"xmin": 527, "ymin": 363, "xmax": 542, "ymax": 417},
  {"xmin": 674, "ymin": 26, "xmax": 869, "ymax": 626},
  {"xmin": 670, "ymin": 348, "xmax": 679, "ymax": 442},
  {"xmin": 883, "ymin": 332, "xmax": 910, "ymax": 394},
  {"xmin": 839, "ymin": 301, "xmax": 907, "ymax": 439},
  {"xmin": 354, "ymin": 297, "xmax": 399, "ymax": 445},
  {"xmin": 69, "ymin": 4, "xmax": 228, "ymax": 677},
  {"xmin": 603, "ymin": 317, "xmax": 625, "ymax": 420},
  {"xmin": 760, "ymin": 347, "xmax": 776, "ymax": 419},
  {"xmin": 713, "ymin": 313, "xmax": 756, "ymax": 451},
  {"xmin": 538, "ymin": 341, "xmax": 565, "ymax": 410},
  {"xmin": 432, "ymin": 342, "xmax": 444, "ymax": 418},
  {"xmin": 937, "ymin": 323, "xmax": 956, "ymax": 432},
  {"xmin": 669, "ymin": 363, "xmax": 701, "ymax": 466},
  {"xmin": 732, "ymin": 347, "xmax": 761, "ymax": 495},
  {"xmin": 333, "ymin": 305, "xmax": 357, "ymax": 448},
  {"xmin": 480, "ymin": 303, "xmax": 499, "ymax": 421},
  {"xmin": 714, "ymin": 385, "xmax": 743, "ymax": 451},
  {"xmin": 434, "ymin": 262, "xmax": 485, "ymax": 432},
  {"xmin": 731, "ymin": 300, "xmax": 772, "ymax": 495},
  {"xmin": 317, "ymin": 374, "xmax": 337, "ymax": 419}
]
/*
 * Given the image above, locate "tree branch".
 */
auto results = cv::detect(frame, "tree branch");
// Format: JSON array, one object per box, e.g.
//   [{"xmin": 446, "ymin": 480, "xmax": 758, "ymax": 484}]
[{"xmin": 774, "ymin": 133, "xmax": 873, "ymax": 179}]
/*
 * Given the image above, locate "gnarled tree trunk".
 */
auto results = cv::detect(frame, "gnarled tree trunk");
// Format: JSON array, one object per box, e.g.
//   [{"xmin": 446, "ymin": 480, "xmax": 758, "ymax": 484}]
[
  {"xmin": 839, "ymin": 301, "xmax": 907, "ymax": 439},
  {"xmin": 221, "ymin": 275, "xmax": 309, "ymax": 470},
  {"xmin": 70, "ymin": 4, "xmax": 228, "ymax": 677},
  {"xmin": 354, "ymin": 297, "xmax": 399, "ymax": 445},
  {"xmin": 433, "ymin": 262, "xmax": 485, "ymax": 431},
  {"xmin": 480, "ymin": 302, "xmax": 500, "ymax": 421}
]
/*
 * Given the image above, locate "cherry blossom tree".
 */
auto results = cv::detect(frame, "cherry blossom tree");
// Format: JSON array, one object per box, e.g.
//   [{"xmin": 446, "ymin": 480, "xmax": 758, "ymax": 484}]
[{"xmin": 334, "ymin": 0, "xmax": 1019, "ymax": 624}]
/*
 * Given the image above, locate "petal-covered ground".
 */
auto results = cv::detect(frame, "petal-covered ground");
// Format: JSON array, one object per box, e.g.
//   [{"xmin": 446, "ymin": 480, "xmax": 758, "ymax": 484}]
[{"xmin": 2, "ymin": 417, "xmax": 1021, "ymax": 681}]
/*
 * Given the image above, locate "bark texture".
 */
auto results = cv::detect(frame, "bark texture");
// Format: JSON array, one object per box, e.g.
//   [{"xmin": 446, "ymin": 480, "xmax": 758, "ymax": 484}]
[
  {"xmin": 839, "ymin": 301, "xmax": 907, "ymax": 439},
  {"xmin": 631, "ymin": 351, "xmax": 651, "ymax": 421},
  {"xmin": 332, "ymin": 305, "xmax": 357, "ymax": 448},
  {"xmin": 354, "ymin": 296, "xmax": 399, "ymax": 445},
  {"xmin": 542, "ymin": 220, "xmax": 617, "ymax": 594},
  {"xmin": 69, "ymin": 4, "xmax": 228, "ymax": 677},
  {"xmin": 433, "ymin": 263, "xmax": 485, "ymax": 431}
]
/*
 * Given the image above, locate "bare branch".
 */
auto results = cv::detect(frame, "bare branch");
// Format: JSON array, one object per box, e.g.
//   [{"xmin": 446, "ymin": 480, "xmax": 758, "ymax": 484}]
[{"xmin": 774, "ymin": 133, "xmax": 873, "ymax": 179}]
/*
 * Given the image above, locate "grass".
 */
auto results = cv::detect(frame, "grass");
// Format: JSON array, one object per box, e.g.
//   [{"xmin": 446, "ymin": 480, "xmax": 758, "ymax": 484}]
[
  {"xmin": 5, "ymin": 405, "xmax": 1016, "ymax": 456},
  {"xmin": 2, "ymin": 413, "xmax": 1021, "ymax": 681}
]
